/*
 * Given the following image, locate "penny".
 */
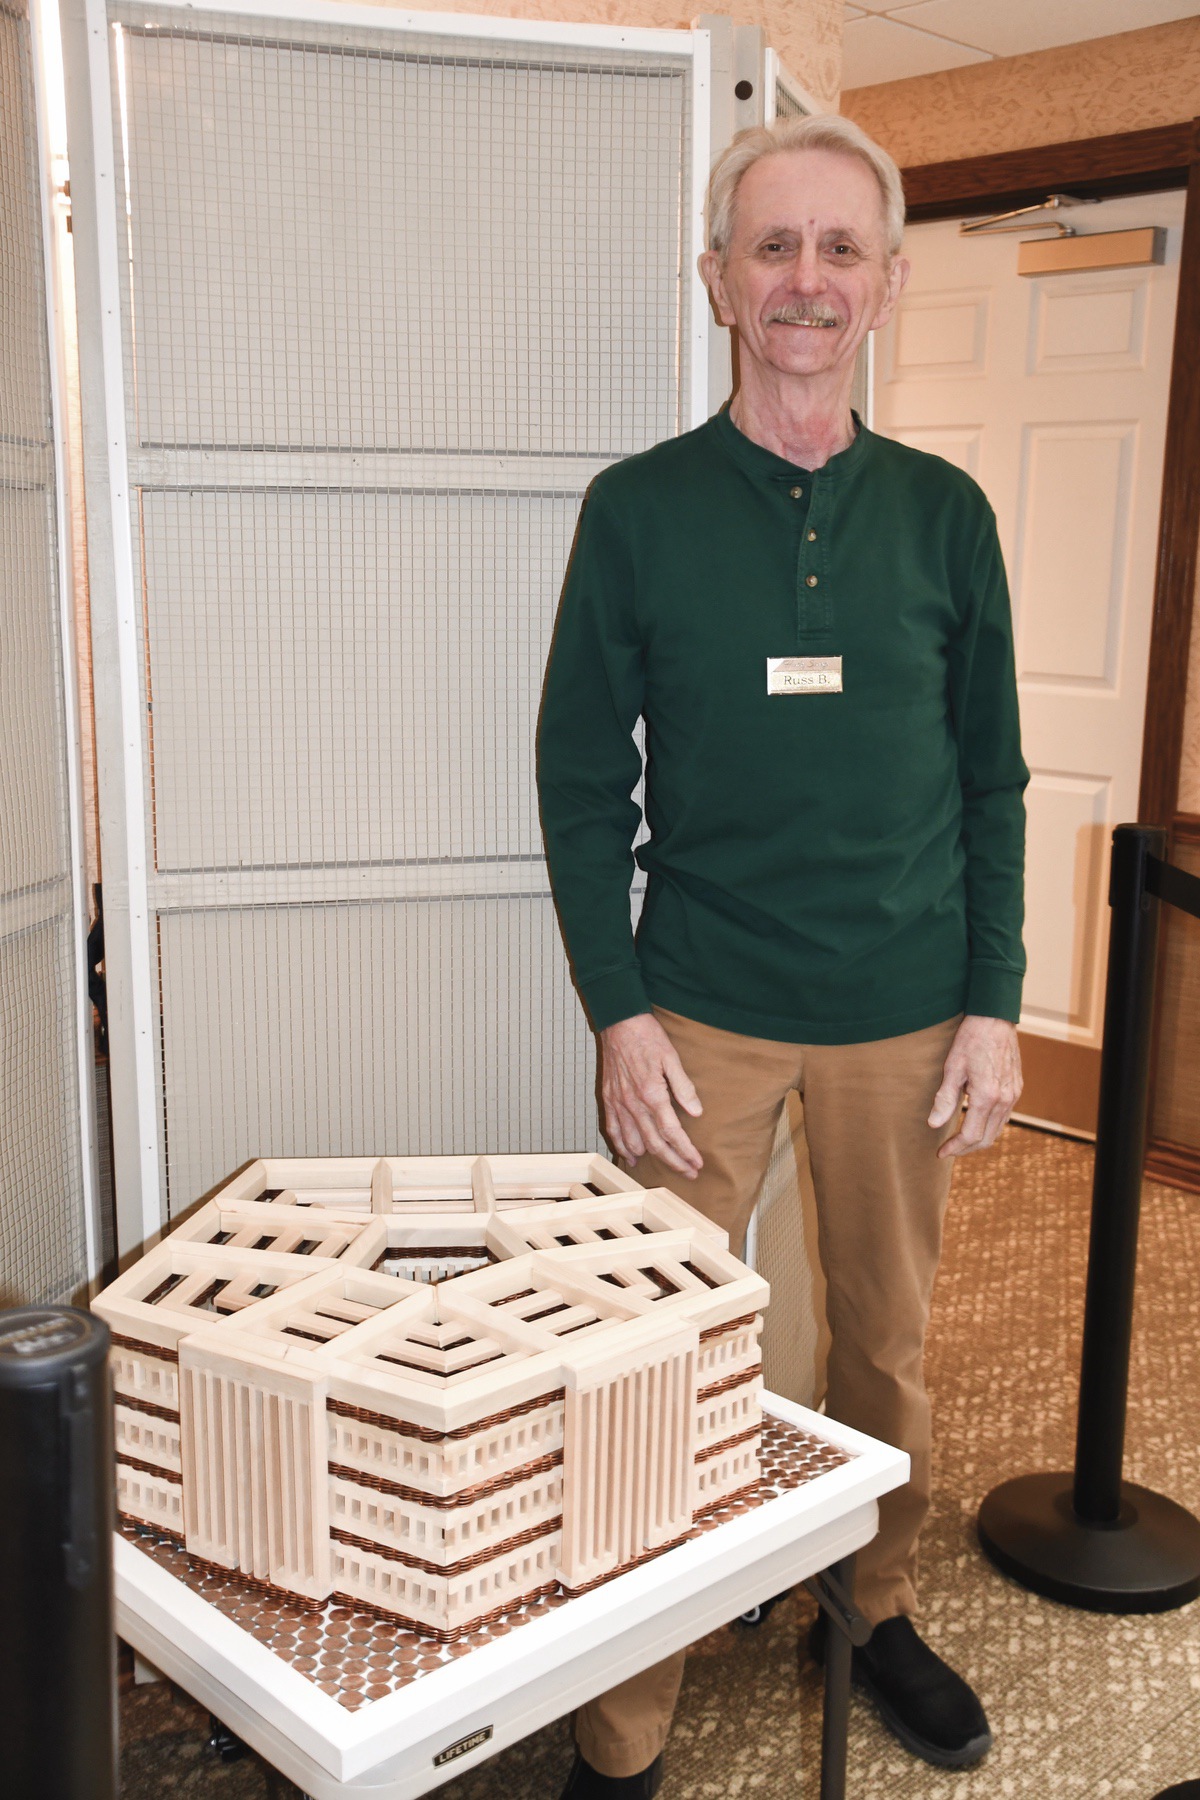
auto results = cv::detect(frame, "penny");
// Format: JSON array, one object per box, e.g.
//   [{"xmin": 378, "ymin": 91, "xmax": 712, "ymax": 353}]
[{"xmin": 122, "ymin": 1419, "xmax": 848, "ymax": 1673}]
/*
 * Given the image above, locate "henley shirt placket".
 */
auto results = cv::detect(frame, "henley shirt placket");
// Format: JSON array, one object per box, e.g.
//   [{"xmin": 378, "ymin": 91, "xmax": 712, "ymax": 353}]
[{"xmin": 790, "ymin": 468, "xmax": 831, "ymax": 644}]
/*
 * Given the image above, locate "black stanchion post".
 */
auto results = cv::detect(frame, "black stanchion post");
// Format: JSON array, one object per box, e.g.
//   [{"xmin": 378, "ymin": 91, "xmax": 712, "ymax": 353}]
[
  {"xmin": 1074, "ymin": 824, "xmax": 1164, "ymax": 1523},
  {"xmin": 0, "ymin": 1307, "xmax": 117, "ymax": 1799},
  {"xmin": 977, "ymin": 824, "xmax": 1200, "ymax": 1611}
]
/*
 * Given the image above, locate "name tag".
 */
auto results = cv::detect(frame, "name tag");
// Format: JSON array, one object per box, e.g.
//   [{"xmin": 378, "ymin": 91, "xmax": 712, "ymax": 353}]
[{"xmin": 767, "ymin": 656, "xmax": 843, "ymax": 695}]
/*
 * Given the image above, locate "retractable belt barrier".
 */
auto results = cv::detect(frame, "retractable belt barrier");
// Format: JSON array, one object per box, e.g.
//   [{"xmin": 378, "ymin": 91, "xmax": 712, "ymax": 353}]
[
  {"xmin": 978, "ymin": 824, "xmax": 1200, "ymax": 1612},
  {"xmin": 0, "ymin": 1307, "xmax": 117, "ymax": 1798}
]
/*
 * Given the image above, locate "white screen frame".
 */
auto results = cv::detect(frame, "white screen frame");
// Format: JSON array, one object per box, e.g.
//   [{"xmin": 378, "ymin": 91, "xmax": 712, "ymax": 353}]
[{"xmin": 64, "ymin": 0, "xmax": 715, "ymax": 1253}]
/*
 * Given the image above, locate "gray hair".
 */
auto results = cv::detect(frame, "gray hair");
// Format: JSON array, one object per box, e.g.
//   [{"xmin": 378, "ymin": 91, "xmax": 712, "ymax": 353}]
[{"xmin": 707, "ymin": 114, "xmax": 906, "ymax": 261}]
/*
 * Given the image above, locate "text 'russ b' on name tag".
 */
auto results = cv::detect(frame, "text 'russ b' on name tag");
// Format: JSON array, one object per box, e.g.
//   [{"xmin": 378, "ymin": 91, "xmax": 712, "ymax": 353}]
[{"xmin": 766, "ymin": 656, "xmax": 843, "ymax": 695}]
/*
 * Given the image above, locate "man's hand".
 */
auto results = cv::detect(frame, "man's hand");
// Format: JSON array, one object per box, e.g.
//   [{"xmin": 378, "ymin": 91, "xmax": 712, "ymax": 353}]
[
  {"xmin": 600, "ymin": 1013, "xmax": 704, "ymax": 1179},
  {"xmin": 928, "ymin": 1015, "xmax": 1022, "ymax": 1159}
]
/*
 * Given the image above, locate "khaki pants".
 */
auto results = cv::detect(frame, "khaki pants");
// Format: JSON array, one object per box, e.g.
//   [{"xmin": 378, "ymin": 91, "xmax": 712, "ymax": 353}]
[{"xmin": 574, "ymin": 1006, "xmax": 961, "ymax": 1779}]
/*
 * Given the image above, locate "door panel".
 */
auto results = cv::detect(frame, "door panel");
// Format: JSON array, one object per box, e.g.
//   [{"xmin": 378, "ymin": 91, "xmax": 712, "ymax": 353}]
[
  {"xmin": 1014, "ymin": 423, "xmax": 1134, "ymax": 689},
  {"xmin": 874, "ymin": 193, "xmax": 1184, "ymax": 1130},
  {"xmin": 1021, "ymin": 772, "xmax": 1108, "ymax": 1033}
]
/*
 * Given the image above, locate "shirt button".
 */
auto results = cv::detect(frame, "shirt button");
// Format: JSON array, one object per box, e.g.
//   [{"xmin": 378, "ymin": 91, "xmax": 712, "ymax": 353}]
[
  {"xmin": 807, "ymin": 529, "xmax": 818, "ymax": 542},
  {"xmin": 806, "ymin": 574, "xmax": 818, "ymax": 588},
  {"xmin": 790, "ymin": 486, "xmax": 803, "ymax": 500}
]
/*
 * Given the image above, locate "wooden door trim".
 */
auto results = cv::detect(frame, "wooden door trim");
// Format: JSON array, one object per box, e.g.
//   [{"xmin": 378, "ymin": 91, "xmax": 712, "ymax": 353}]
[
  {"xmin": 1138, "ymin": 160, "xmax": 1200, "ymax": 826},
  {"xmin": 1145, "ymin": 1138, "xmax": 1200, "ymax": 1196},
  {"xmin": 903, "ymin": 122, "xmax": 1198, "ymax": 224},
  {"xmin": 1146, "ymin": 814, "xmax": 1200, "ymax": 1195}
]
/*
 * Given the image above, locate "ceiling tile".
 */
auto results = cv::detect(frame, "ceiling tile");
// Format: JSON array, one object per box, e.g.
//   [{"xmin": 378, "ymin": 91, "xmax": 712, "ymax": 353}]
[
  {"xmin": 889, "ymin": 0, "xmax": 1200, "ymax": 59},
  {"xmin": 841, "ymin": 16, "xmax": 992, "ymax": 88}
]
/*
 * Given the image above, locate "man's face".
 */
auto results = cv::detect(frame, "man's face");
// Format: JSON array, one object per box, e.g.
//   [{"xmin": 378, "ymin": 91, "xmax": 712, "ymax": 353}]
[{"xmin": 701, "ymin": 148, "xmax": 909, "ymax": 385}]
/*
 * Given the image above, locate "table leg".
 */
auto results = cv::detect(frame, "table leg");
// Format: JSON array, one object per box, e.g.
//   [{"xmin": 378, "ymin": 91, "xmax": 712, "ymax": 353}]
[{"xmin": 818, "ymin": 1554, "xmax": 857, "ymax": 1800}]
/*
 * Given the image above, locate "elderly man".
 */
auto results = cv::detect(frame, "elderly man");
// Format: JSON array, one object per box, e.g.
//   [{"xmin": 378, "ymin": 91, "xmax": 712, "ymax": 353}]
[{"xmin": 537, "ymin": 113, "xmax": 1026, "ymax": 1797}]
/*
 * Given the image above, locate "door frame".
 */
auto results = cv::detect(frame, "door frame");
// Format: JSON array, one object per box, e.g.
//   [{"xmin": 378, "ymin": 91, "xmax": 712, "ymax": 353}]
[{"xmin": 899, "ymin": 122, "xmax": 1200, "ymax": 1187}]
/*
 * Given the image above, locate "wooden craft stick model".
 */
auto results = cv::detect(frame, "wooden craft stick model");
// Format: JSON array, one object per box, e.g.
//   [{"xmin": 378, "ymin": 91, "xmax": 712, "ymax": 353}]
[{"xmin": 94, "ymin": 1154, "xmax": 769, "ymax": 1638}]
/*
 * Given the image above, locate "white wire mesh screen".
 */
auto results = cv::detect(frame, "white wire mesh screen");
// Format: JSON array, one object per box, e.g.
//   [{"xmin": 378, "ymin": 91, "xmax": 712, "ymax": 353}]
[
  {"xmin": 0, "ymin": 0, "xmax": 88, "ymax": 1302},
  {"xmin": 103, "ymin": 3, "xmax": 694, "ymax": 1214}
]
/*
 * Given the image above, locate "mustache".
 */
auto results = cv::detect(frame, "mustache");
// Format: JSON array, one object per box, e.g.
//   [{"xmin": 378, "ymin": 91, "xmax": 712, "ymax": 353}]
[{"xmin": 765, "ymin": 303, "xmax": 844, "ymax": 327}]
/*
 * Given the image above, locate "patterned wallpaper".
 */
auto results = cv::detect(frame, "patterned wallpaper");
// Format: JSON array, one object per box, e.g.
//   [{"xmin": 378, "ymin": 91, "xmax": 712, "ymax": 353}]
[
  {"xmin": 328, "ymin": 0, "xmax": 844, "ymax": 109},
  {"xmin": 759, "ymin": 0, "xmax": 842, "ymax": 112},
  {"xmin": 842, "ymin": 17, "xmax": 1200, "ymax": 169}
]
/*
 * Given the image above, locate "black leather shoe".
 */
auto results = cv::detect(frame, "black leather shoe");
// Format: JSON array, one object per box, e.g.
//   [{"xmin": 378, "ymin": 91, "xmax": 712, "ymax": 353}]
[
  {"xmin": 809, "ymin": 1611, "xmax": 992, "ymax": 1768},
  {"xmin": 558, "ymin": 1749, "xmax": 665, "ymax": 1798}
]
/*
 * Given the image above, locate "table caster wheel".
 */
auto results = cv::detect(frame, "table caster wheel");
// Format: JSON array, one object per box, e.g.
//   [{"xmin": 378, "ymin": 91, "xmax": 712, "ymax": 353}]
[
  {"xmin": 736, "ymin": 1589, "xmax": 791, "ymax": 1628},
  {"xmin": 207, "ymin": 1714, "xmax": 247, "ymax": 1762}
]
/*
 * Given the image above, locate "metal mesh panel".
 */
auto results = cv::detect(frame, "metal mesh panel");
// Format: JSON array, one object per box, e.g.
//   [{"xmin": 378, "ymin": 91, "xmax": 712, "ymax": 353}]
[
  {"xmin": 0, "ymin": 1, "xmax": 88, "ymax": 1302},
  {"xmin": 117, "ymin": 18, "xmax": 687, "ymax": 455},
  {"xmin": 157, "ymin": 896, "xmax": 594, "ymax": 1190},
  {"xmin": 103, "ymin": 3, "xmax": 695, "ymax": 1213},
  {"xmin": 773, "ymin": 78, "xmax": 808, "ymax": 122},
  {"xmin": 139, "ymin": 488, "xmax": 577, "ymax": 870}
]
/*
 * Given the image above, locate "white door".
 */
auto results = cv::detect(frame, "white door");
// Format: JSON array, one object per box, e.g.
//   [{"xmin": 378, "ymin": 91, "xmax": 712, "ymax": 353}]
[
  {"xmin": 1, "ymin": 0, "xmax": 97, "ymax": 1298},
  {"xmin": 873, "ymin": 193, "xmax": 1184, "ymax": 1105},
  {"xmin": 64, "ymin": 0, "xmax": 711, "ymax": 1250}
]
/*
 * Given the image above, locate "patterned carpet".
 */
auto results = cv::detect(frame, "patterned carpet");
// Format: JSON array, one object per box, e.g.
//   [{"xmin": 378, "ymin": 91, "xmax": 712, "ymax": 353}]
[{"xmin": 118, "ymin": 1125, "xmax": 1200, "ymax": 1798}]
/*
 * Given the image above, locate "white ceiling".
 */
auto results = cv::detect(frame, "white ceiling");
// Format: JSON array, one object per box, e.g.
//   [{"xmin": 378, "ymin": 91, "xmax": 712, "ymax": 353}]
[{"xmin": 842, "ymin": 0, "xmax": 1200, "ymax": 90}]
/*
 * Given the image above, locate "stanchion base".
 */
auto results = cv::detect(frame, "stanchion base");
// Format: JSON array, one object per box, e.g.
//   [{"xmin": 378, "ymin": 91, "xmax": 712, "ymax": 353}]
[{"xmin": 978, "ymin": 1473, "xmax": 1200, "ymax": 1613}]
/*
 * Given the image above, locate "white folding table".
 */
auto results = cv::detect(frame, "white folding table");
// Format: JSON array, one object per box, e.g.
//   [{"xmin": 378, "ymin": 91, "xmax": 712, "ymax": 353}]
[{"xmin": 115, "ymin": 1396, "xmax": 907, "ymax": 1800}]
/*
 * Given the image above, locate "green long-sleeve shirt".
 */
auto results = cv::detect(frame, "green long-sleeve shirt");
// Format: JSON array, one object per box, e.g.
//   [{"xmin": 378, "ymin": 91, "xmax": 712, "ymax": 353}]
[{"xmin": 537, "ymin": 406, "xmax": 1028, "ymax": 1045}]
